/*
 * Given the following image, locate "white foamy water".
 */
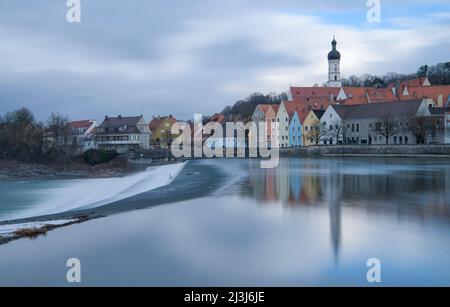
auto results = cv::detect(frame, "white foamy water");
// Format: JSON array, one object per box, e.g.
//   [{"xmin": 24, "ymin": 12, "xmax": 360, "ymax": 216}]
[{"xmin": 5, "ymin": 162, "xmax": 187, "ymax": 221}]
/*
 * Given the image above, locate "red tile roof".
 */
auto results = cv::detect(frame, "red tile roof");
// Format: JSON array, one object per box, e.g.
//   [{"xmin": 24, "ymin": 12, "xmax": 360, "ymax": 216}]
[
  {"xmin": 270, "ymin": 105, "xmax": 280, "ymax": 113},
  {"xmin": 149, "ymin": 115, "xmax": 176, "ymax": 132},
  {"xmin": 399, "ymin": 85, "xmax": 450, "ymax": 105},
  {"xmin": 366, "ymin": 88, "xmax": 397, "ymax": 103},
  {"xmin": 388, "ymin": 77, "xmax": 429, "ymax": 89},
  {"xmin": 257, "ymin": 104, "xmax": 271, "ymax": 115},
  {"xmin": 68, "ymin": 120, "xmax": 94, "ymax": 129},
  {"xmin": 290, "ymin": 87, "xmax": 340, "ymax": 101},
  {"xmin": 209, "ymin": 113, "xmax": 225, "ymax": 123},
  {"xmin": 283, "ymin": 101, "xmax": 322, "ymax": 122}
]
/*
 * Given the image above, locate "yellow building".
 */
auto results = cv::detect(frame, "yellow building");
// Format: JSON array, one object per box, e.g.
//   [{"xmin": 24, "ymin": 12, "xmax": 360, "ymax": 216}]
[
  {"xmin": 302, "ymin": 110, "xmax": 325, "ymax": 146},
  {"xmin": 148, "ymin": 115, "xmax": 178, "ymax": 148}
]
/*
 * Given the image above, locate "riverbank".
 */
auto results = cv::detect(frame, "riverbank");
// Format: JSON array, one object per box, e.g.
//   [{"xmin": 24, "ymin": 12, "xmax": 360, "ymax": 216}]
[
  {"xmin": 281, "ymin": 144, "xmax": 450, "ymax": 158},
  {"xmin": 0, "ymin": 159, "xmax": 142, "ymax": 181}
]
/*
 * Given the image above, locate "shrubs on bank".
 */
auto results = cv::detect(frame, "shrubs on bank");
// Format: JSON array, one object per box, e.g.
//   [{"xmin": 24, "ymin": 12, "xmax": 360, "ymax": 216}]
[{"xmin": 82, "ymin": 149, "xmax": 119, "ymax": 166}]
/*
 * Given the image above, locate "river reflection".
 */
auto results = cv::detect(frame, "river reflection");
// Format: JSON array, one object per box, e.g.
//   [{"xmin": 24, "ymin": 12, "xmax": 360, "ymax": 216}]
[{"xmin": 245, "ymin": 158, "xmax": 450, "ymax": 261}]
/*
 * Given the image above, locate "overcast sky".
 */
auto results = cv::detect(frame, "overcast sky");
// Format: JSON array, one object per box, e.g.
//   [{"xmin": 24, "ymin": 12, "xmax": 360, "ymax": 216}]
[{"xmin": 0, "ymin": 0, "xmax": 449, "ymax": 122}]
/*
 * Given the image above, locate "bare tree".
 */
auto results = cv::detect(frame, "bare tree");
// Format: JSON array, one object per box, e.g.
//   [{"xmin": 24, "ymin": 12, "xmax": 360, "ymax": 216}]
[
  {"xmin": 307, "ymin": 120, "xmax": 327, "ymax": 145},
  {"xmin": 47, "ymin": 113, "xmax": 71, "ymax": 164},
  {"xmin": 329, "ymin": 123, "xmax": 344, "ymax": 145},
  {"xmin": 372, "ymin": 115, "xmax": 401, "ymax": 144},
  {"xmin": 407, "ymin": 115, "xmax": 428, "ymax": 144}
]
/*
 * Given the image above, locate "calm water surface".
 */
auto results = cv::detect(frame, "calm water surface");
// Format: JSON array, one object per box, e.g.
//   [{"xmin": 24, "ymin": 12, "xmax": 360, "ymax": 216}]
[{"xmin": 0, "ymin": 157, "xmax": 450, "ymax": 286}]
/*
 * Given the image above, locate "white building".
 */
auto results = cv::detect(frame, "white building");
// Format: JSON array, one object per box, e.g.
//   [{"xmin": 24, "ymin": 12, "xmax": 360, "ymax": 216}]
[
  {"xmin": 68, "ymin": 120, "xmax": 97, "ymax": 153},
  {"xmin": 320, "ymin": 105, "xmax": 349, "ymax": 145},
  {"xmin": 96, "ymin": 115, "xmax": 151, "ymax": 153},
  {"xmin": 276, "ymin": 102, "xmax": 290, "ymax": 148},
  {"xmin": 327, "ymin": 36, "xmax": 342, "ymax": 88}
]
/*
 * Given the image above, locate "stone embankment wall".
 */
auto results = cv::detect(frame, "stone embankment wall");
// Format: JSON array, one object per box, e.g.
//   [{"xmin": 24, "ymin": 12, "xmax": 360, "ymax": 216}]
[{"xmin": 282, "ymin": 145, "xmax": 450, "ymax": 157}]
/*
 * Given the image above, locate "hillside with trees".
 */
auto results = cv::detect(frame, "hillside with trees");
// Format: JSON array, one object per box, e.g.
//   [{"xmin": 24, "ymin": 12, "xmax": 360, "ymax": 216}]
[
  {"xmin": 220, "ymin": 92, "xmax": 288, "ymax": 122},
  {"xmin": 341, "ymin": 62, "xmax": 450, "ymax": 88}
]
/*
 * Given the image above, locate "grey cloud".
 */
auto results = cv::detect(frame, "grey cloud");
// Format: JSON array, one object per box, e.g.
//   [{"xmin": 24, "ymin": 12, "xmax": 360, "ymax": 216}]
[{"xmin": 0, "ymin": 0, "xmax": 449, "ymax": 122}]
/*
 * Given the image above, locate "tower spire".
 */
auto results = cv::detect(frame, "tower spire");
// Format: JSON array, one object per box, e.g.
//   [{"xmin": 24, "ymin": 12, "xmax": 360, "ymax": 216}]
[{"xmin": 327, "ymin": 33, "xmax": 341, "ymax": 88}]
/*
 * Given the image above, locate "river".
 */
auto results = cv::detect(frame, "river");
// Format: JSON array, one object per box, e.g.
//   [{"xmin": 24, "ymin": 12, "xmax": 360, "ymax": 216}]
[{"xmin": 0, "ymin": 157, "xmax": 449, "ymax": 286}]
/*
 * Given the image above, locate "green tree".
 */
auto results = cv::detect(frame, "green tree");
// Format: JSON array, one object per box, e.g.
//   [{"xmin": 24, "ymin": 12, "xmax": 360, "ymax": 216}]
[{"xmin": 417, "ymin": 65, "xmax": 428, "ymax": 77}]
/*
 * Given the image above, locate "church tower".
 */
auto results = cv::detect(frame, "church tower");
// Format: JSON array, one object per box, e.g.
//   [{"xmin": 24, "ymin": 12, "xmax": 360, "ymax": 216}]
[{"xmin": 327, "ymin": 36, "xmax": 342, "ymax": 87}]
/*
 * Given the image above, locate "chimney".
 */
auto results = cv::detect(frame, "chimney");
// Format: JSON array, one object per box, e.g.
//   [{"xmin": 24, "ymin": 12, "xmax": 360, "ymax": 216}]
[
  {"xmin": 118, "ymin": 115, "xmax": 122, "ymax": 119},
  {"xmin": 438, "ymin": 95, "xmax": 443, "ymax": 108},
  {"xmin": 105, "ymin": 115, "xmax": 108, "ymax": 120}
]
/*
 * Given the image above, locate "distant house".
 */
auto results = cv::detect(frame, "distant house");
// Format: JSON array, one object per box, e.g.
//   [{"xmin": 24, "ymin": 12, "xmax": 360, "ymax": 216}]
[
  {"xmin": 427, "ymin": 107, "xmax": 450, "ymax": 144},
  {"xmin": 96, "ymin": 115, "xmax": 151, "ymax": 153},
  {"xmin": 388, "ymin": 77, "xmax": 431, "ymax": 96},
  {"xmin": 398, "ymin": 85, "xmax": 450, "ymax": 108},
  {"xmin": 276, "ymin": 102, "xmax": 290, "ymax": 148},
  {"xmin": 251, "ymin": 104, "xmax": 270, "ymax": 147},
  {"xmin": 341, "ymin": 100, "xmax": 430, "ymax": 145},
  {"xmin": 149, "ymin": 115, "xmax": 177, "ymax": 148},
  {"xmin": 68, "ymin": 120, "xmax": 97, "ymax": 153},
  {"xmin": 303, "ymin": 110, "xmax": 325, "ymax": 146},
  {"xmin": 282, "ymin": 102, "xmax": 303, "ymax": 147},
  {"xmin": 289, "ymin": 111, "xmax": 302, "ymax": 147},
  {"xmin": 320, "ymin": 105, "xmax": 351, "ymax": 145}
]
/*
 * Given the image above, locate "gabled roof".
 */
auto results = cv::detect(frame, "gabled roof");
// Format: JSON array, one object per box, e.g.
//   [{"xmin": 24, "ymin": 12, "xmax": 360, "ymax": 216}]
[
  {"xmin": 97, "ymin": 115, "xmax": 144, "ymax": 134},
  {"xmin": 98, "ymin": 116, "xmax": 142, "ymax": 128},
  {"xmin": 338, "ymin": 87, "xmax": 370, "ymax": 105},
  {"xmin": 69, "ymin": 120, "xmax": 95, "ymax": 129},
  {"xmin": 290, "ymin": 87, "xmax": 340, "ymax": 101},
  {"xmin": 284, "ymin": 101, "xmax": 303, "ymax": 116},
  {"xmin": 366, "ymin": 88, "xmax": 398, "ymax": 103},
  {"xmin": 209, "ymin": 113, "xmax": 225, "ymax": 124},
  {"xmin": 331, "ymin": 104, "xmax": 357, "ymax": 119},
  {"xmin": 257, "ymin": 104, "xmax": 271, "ymax": 114},
  {"xmin": 342, "ymin": 99, "xmax": 424, "ymax": 120},
  {"xmin": 270, "ymin": 105, "xmax": 280, "ymax": 113},
  {"xmin": 149, "ymin": 115, "xmax": 176, "ymax": 132},
  {"xmin": 312, "ymin": 110, "xmax": 325, "ymax": 119},
  {"xmin": 399, "ymin": 85, "xmax": 450, "ymax": 103},
  {"xmin": 391, "ymin": 77, "xmax": 430, "ymax": 89}
]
